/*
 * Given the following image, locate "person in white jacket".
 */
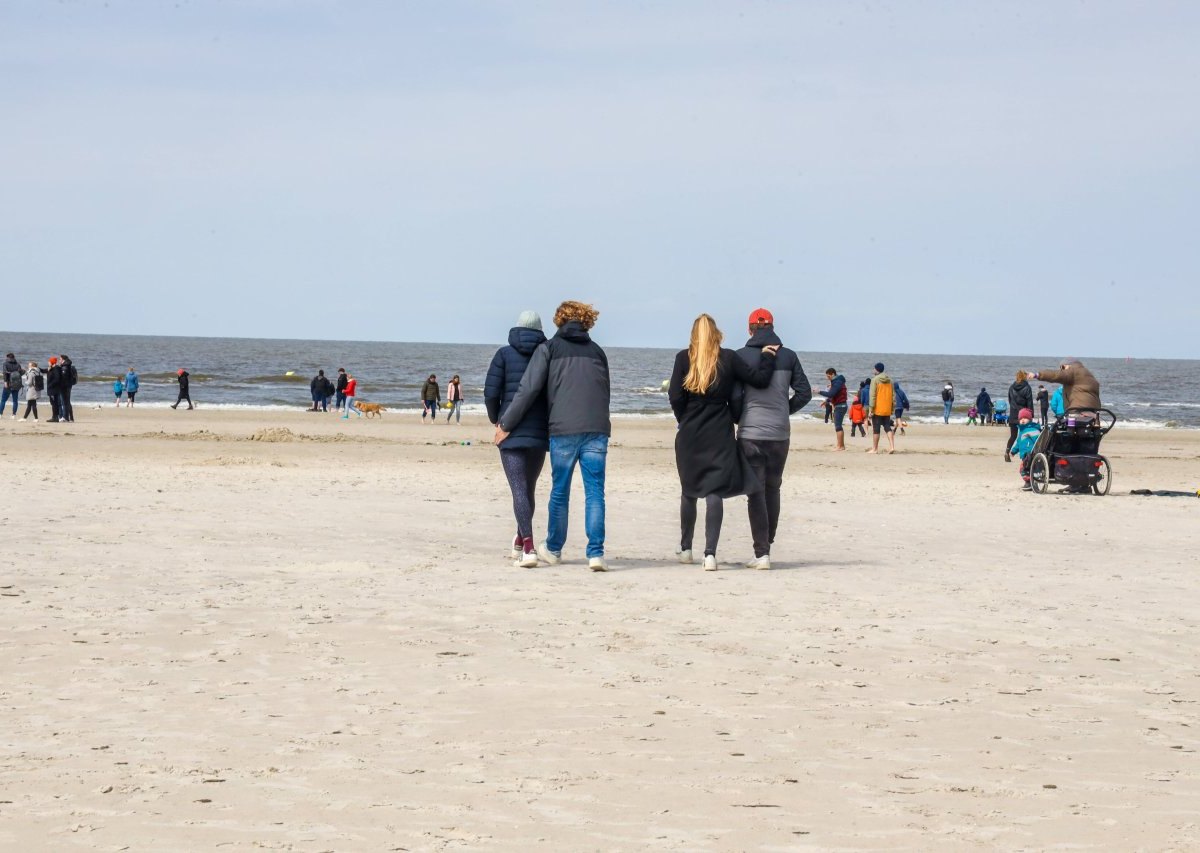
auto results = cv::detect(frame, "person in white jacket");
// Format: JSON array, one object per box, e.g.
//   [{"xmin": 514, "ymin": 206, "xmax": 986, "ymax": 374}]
[{"xmin": 21, "ymin": 362, "xmax": 42, "ymax": 421}]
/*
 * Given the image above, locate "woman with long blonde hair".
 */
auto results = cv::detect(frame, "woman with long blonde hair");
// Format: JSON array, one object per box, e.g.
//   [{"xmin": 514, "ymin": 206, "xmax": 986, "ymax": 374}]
[{"xmin": 667, "ymin": 314, "xmax": 779, "ymax": 571}]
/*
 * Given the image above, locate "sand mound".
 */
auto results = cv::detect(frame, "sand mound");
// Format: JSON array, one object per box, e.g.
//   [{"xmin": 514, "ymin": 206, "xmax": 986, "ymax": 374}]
[{"xmin": 248, "ymin": 427, "xmax": 297, "ymax": 443}]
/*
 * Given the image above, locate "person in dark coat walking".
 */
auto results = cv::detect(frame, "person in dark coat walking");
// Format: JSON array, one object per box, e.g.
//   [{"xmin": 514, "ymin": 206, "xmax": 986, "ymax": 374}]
[
  {"xmin": 975, "ymin": 387, "xmax": 993, "ymax": 426},
  {"xmin": 58, "ymin": 355, "xmax": 77, "ymax": 422},
  {"xmin": 485, "ymin": 311, "xmax": 550, "ymax": 567},
  {"xmin": 44, "ymin": 356, "xmax": 64, "ymax": 422},
  {"xmin": 171, "ymin": 369, "xmax": 193, "ymax": 409},
  {"xmin": 1005, "ymin": 370, "xmax": 1034, "ymax": 461},
  {"xmin": 668, "ymin": 314, "xmax": 778, "ymax": 572},
  {"xmin": 421, "ymin": 374, "xmax": 440, "ymax": 422}
]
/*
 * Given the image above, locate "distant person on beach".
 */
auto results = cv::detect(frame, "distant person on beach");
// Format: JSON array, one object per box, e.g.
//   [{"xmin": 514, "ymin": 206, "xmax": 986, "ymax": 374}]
[
  {"xmin": 21, "ymin": 362, "xmax": 42, "ymax": 421},
  {"xmin": 1036, "ymin": 384, "xmax": 1050, "ymax": 427},
  {"xmin": 495, "ymin": 300, "xmax": 611, "ymax": 572},
  {"xmin": 2, "ymin": 353, "xmax": 21, "ymax": 418},
  {"xmin": 445, "ymin": 375, "xmax": 464, "ymax": 424},
  {"xmin": 671, "ymin": 313, "xmax": 779, "ymax": 571},
  {"xmin": 976, "ymin": 387, "xmax": 993, "ymax": 425},
  {"xmin": 867, "ymin": 363, "xmax": 897, "ymax": 454},
  {"xmin": 171, "ymin": 369, "xmax": 193, "ymax": 410},
  {"xmin": 732, "ymin": 308, "xmax": 808, "ymax": 569},
  {"xmin": 321, "ymin": 372, "xmax": 335, "ymax": 412},
  {"xmin": 942, "ymin": 381, "xmax": 955, "ymax": 423},
  {"xmin": 342, "ymin": 372, "xmax": 361, "ymax": 418},
  {"xmin": 335, "ymin": 368, "xmax": 348, "ymax": 410},
  {"xmin": 485, "ymin": 310, "xmax": 550, "ymax": 568},
  {"xmin": 421, "ymin": 374, "xmax": 440, "ymax": 422},
  {"xmin": 1050, "ymin": 386, "xmax": 1065, "ymax": 419},
  {"xmin": 58, "ymin": 355, "xmax": 77, "ymax": 422},
  {"xmin": 1009, "ymin": 407, "xmax": 1041, "ymax": 490},
  {"xmin": 849, "ymin": 396, "xmax": 867, "ymax": 437},
  {"xmin": 112, "ymin": 377, "xmax": 124, "ymax": 406},
  {"xmin": 816, "ymin": 367, "xmax": 848, "ymax": 451},
  {"xmin": 892, "ymin": 380, "xmax": 910, "ymax": 436},
  {"xmin": 44, "ymin": 357, "xmax": 64, "ymax": 422},
  {"xmin": 1004, "ymin": 371, "xmax": 1034, "ymax": 462},
  {"xmin": 124, "ymin": 368, "xmax": 139, "ymax": 406},
  {"xmin": 966, "ymin": 404, "xmax": 979, "ymax": 426},
  {"xmin": 309, "ymin": 370, "xmax": 327, "ymax": 412}
]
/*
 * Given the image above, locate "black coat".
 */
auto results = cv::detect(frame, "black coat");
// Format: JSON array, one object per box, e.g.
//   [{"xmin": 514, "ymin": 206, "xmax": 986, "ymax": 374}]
[
  {"xmin": 178, "ymin": 372, "xmax": 190, "ymax": 394},
  {"xmin": 484, "ymin": 326, "xmax": 549, "ymax": 450},
  {"xmin": 669, "ymin": 348, "xmax": 776, "ymax": 499},
  {"xmin": 1008, "ymin": 380, "xmax": 1033, "ymax": 417},
  {"xmin": 45, "ymin": 365, "xmax": 64, "ymax": 392}
]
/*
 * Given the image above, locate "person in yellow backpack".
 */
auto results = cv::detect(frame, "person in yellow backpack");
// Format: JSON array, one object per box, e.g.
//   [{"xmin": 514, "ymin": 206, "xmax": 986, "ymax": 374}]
[{"xmin": 866, "ymin": 362, "xmax": 896, "ymax": 454}]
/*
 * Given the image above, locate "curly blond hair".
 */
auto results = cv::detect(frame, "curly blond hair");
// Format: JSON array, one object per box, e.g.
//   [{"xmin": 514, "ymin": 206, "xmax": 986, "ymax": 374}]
[{"xmin": 553, "ymin": 300, "xmax": 600, "ymax": 330}]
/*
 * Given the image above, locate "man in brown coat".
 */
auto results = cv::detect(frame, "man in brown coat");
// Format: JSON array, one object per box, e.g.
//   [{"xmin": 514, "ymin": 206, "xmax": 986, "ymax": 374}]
[{"xmin": 1029, "ymin": 359, "xmax": 1101, "ymax": 413}]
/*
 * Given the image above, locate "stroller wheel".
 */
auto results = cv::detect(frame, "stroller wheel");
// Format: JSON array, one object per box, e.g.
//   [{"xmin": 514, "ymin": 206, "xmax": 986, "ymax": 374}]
[
  {"xmin": 1092, "ymin": 456, "xmax": 1112, "ymax": 496},
  {"xmin": 1029, "ymin": 453, "xmax": 1050, "ymax": 495}
]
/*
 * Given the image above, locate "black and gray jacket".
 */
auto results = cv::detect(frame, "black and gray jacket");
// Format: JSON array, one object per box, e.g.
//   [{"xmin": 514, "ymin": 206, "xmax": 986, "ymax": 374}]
[
  {"xmin": 732, "ymin": 327, "xmax": 812, "ymax": 441},
  {"xmin": 500, "ymin": 322, "xmax": 611, "ymax": 437}
]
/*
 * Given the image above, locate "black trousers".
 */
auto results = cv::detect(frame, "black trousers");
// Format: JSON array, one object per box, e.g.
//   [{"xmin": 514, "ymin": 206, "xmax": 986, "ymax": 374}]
[
  {"xmin": 174, "ymin": 390, "xmax": 192, "ymax": 408},
  {"xmin": 680, "ymin": 494, "xmax": 723, "ymax": 557},
  {"xmin": 739, "ymin": 438, "xmax": 790, "ymax": 558},
  {"xmin": 60, "ymin": 386, "xmax": 74, "ymax": 421},
  {"xmin": 47, "ymin": 390, "xmax": 62, "ymax": 420}
]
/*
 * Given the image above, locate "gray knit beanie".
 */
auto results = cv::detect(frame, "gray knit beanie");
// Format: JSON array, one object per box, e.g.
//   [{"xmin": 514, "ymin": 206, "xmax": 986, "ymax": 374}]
[{"xmin": 517, "ymin": 310, "xmax": 543, "ymax": 332}]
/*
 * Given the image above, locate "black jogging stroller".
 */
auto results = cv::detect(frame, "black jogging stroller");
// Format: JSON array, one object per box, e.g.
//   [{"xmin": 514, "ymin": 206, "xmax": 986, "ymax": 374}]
[{"xmin": 1028, "ymin": 407, "xmax": 1116, "ymax": 496}]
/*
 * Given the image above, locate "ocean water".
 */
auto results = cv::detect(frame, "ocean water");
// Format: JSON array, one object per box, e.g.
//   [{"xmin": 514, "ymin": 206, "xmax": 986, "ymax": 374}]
[{"xmin": 3, "ymin": 331, "xmax": 1196, "ymax": 429}]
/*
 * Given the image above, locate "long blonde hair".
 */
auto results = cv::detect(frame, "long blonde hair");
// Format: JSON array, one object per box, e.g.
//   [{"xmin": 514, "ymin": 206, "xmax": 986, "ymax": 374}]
[{"xmin": 683, "ymin": 314, "xmax": 723, "ymax": 394}]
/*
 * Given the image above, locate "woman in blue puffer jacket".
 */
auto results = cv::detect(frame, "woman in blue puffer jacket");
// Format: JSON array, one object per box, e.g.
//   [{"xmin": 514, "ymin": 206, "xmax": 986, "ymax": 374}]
[{"xmin": 485, "ymin": 311, "xmax": 550, "ymax": 568}]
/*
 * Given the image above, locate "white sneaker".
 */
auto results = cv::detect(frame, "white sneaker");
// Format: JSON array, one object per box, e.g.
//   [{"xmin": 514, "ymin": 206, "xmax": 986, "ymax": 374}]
[
  {"xmin": 589, "ymin": 556, "xmax": 608, "ymax": 572},
  {"xmin": 676, "ymin": 548, "xmax": 693, "ymax": 564},
  {"xmin": 745, "ymin": 555, "xmax": 771, "ymax": 570},
  {"xmin": 703, "ymin": 555, "xmax": 718, "ymax": 571},
  {"xmin": 536, "ymin": 542, "xmax": 561, "ymax": 565},
  {"xmin": 509, "ymin": 535, "xmax": 522, "ymax": 559},
  {"xmin": 515, "ymin": 551, "xmax": 539, "ymax": 568}
]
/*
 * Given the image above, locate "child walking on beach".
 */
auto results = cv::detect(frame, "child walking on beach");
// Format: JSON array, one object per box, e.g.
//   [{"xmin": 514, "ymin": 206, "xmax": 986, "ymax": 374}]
[
  {"xmin": 113, "ymin": 377, "xmax": 124, "ymax": 406},
  {"xmin": 1009, "ymin": 408, "xmax": 1041, "ymax": 490},
  {"xmin": 849, "ymin": 398, "xmax": 867, "ymax": 437}
]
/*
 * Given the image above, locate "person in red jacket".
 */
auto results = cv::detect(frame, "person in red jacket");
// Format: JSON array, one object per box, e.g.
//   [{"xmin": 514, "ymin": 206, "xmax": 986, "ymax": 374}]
[{"xmin": 341, "ymin": 373, "xmax": 362, "ymax": 419}]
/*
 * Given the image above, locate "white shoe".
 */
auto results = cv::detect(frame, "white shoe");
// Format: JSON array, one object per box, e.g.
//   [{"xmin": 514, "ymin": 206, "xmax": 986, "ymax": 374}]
[
  {"xmin": 676, "ymin": 548, "xmax": 693, "ymax": 564},
  {"xmin": 515, "ymin": 551, "xmax": 539, "ymax": 568},
  {"xmin": 509, "ymin": 535, "xmax": 522, "ymax": 559},
  {"xmin": 745, "ymin": 555, "xmax": 771, "ymax": 570},
  {"xmin": 703, "ymin": 555, "xmax": 718, "ymax": 571},
  {"xmin": 589, "ymin": 556, "xmax": 608, "ymax": 572},
  {"xmin": 536, "ymin": 542, "xmax": 561, "ymax": 565}
]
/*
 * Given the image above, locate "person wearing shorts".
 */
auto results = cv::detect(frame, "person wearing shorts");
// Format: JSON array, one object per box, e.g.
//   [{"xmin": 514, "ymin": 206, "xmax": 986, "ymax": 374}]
[
  {"xmin": 867, "ymin": 362, "xmax": 897, "ymax": 454},
  {"xmin": 815, "ymin": 368, "xmax": 847, "ymax": 451}
]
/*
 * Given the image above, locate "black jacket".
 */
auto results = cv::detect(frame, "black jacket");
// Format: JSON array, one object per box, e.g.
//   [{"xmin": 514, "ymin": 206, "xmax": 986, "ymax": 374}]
[
  {"xmin": 500, "ymin": 322, "xmax": 610, "ymax": 437},
  {"xmin": 3, "ymin": 358, "xmax": 20, "ymax": 390},
  {"xmin": 484, "ymin": 326, "xmax": 550, "ymax": 450},
  {"xmin": 1008, "ymin": 380, "xmax": 1033, "ymax": 417},
  {"xmin": 45, "ymin": 364, "xmax": 64, "ymax": 392},
  {"xmin": 336, "ymin": 373, "xmax": 348, "ymax": 393},
  {"xmin": 178, "ymin": 372, "xmax": 190, "ymax": 394}
]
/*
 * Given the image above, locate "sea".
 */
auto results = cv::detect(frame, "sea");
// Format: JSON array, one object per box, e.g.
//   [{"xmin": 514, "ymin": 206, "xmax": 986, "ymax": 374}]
[{"xmin": 3, "ymin": 331, "xmax": 1197, "ymax": 429}]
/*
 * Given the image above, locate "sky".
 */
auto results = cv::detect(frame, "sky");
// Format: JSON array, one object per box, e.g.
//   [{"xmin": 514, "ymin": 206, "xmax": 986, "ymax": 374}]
[{"xmin": 2, "ymin": 0, "xmax": 1198, "ymax": 357}]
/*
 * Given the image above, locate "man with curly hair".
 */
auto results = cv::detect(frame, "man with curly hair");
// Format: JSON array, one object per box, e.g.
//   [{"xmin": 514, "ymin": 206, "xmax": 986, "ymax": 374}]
[{"xmin": 496, "ymin": 300, "xmax": 612, "ymax": 571}]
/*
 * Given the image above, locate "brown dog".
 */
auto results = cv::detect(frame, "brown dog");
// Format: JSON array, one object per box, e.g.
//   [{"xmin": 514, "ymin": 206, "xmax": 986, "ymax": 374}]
[{"xmin": 355, "ymin": 401, "xmax": 386, "ymax": 418}]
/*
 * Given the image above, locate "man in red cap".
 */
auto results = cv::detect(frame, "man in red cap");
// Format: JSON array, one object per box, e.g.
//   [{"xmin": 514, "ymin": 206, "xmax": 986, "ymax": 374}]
[
  {"xmin": 170, "ymin": 368, "xmax": 193, "ymax": 410},
  {"xmin": 732, "ymin": 307, "xmax": 812, "ymax": 569},
  {"xmin": 44, "ymin": 356, "xmax": 65, "ymax": 422}
]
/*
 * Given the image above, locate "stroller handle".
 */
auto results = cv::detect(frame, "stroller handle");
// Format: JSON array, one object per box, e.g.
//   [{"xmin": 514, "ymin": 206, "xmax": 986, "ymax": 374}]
[{"xmin": 1066, "ymin": 406, "xmax": 1117, "ymax": 436}]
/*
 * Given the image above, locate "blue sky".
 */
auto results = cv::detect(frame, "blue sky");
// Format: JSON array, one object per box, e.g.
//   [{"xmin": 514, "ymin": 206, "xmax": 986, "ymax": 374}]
[{"xmin": 3, "ymin": 1, "xmax": 1198, "ymax": 357}]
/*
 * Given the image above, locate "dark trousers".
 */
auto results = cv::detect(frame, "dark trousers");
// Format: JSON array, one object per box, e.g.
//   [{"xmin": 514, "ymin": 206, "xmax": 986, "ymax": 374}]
[
  {"xmin": 680, "ymin": 494, "xmax": 723, "ymax": 557},
  {"xmin": 739, "ymin": 438, "xmax": 789, "ymax": 558},
  {"xmin": 1040, "ymin": 405, "xmax": 1049, "ymax": 427},
  {"xmin": 60, "ymin": 386, "xmax": 74, "ymax": 421},
  {"xmin": 1007, "ymin": 421, "xmax": 1019, "ymax": 456},
  {"xmin": 47, "ymin": 390, "xmax": 63, "ymax": 420},
  {"xmin": 174, "ymin": 391, "xmax": 192, "ymax": 408},
  {"xmin": 23, "ymin": 399, "xmax": 38, "ymax": 419}
]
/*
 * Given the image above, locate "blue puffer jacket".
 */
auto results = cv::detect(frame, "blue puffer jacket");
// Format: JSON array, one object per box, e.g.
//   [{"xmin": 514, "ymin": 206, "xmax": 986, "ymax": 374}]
[{"xmin": 485, "ymin": 327, "xmax": 550, "ymax": 450}]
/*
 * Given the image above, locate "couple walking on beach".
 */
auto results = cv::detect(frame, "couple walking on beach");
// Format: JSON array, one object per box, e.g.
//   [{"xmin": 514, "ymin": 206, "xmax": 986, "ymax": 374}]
[{"xmin": 486, "ymin": 303, "xmax": 810, "ymax": 573}]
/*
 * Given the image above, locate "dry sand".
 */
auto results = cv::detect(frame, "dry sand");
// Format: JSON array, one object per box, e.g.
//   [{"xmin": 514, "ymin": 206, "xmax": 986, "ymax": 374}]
[{"xmin": 2, "ymin": 406, "xmax": 1198, "ymax": 850}]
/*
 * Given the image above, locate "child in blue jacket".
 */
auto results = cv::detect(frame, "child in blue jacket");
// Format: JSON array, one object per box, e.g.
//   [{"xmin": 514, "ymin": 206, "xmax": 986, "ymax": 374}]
[{"xmin": 1010, "ymin": 407, "xmax": 1042, "ymax": 490}]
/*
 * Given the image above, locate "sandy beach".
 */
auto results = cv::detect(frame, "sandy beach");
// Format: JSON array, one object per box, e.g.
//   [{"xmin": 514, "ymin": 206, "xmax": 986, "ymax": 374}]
[{"xmin": 2, "ymin": 407, "xmax": 1198, "ymax": 850}]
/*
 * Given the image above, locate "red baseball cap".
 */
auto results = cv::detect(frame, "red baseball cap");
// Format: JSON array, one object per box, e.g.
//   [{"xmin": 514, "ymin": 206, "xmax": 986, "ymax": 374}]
[{"xmin": 748, "ymin": 308, "xmax": 774, "ymax": 325}]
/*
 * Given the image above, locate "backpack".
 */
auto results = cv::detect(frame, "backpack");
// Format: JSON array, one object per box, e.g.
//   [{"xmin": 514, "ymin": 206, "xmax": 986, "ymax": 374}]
[
  {"xmin": 67, "ymin": 364, "xmax": 78, "ymax": 386},
  {"xmin": 872, "ymin": 380, "xmax": 894, "ymax": 416},
  {"xmin": 941, "ymin": 387, "xmax": 952, "ymax": 402},
  {"xmin": 7, "ymin": 371, "xmax": 20, "ymax": 392},
  {"xmin": 34, "ymin": 372, "xmax": 44, "ymax": 392}
]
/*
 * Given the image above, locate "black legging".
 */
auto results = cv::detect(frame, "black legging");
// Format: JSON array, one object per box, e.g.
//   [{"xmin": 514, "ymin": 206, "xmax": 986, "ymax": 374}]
[
  {"xmin": 23, "ymin": 399, "xmax": 38, "ymax": 419},
  {"xmin": 60, "ymin": 386, "xmax": 74, "ymax": 421},
  {"xmin": 1007, "ymin": 420, "xmax": 1019, "ymax": 456},
  {"xmin": 500, "ymin": 447, "xmax": 546, "ymax": 541},
  {"xmin": 680, "ymin": 494, "xmax": 723, "ymax": 557}
]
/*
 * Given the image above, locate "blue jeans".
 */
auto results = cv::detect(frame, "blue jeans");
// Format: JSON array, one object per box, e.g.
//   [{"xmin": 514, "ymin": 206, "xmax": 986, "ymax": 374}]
[
  {"xmin": 832, "ymin": 404, "xmax": 847, "ymax": 432},
  {"xmin": 546, "ymin": 433, "xmax": 607, "ymax": 558},
  {"xmin": 1, "ymin": 387, "xmax": 18, "ymax": 415},
  {"xmin": 943, "ymin": 400, "xmax": 953, "ymax": 423}
]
